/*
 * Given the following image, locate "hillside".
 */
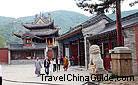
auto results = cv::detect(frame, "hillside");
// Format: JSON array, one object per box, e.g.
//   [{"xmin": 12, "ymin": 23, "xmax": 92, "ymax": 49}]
[
  {"xmin": 0, "ymin": 9, "xmax": 138, "ymax": 47},
  {"xmin": 108, "ymin": 9, "xmax": 138, "ymax": 20},
  {"xmin": 0, "ymin": 10, "xmax": 89, "ymax": 44},
  {"xmin": 16, "ymin": 10, "xmax": 89, "ymax": 34}
]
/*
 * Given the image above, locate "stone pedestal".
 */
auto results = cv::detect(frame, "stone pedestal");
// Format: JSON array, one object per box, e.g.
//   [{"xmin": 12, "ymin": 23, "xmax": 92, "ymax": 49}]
[{"xmin": 111, "ymin": 47, "xmax": 132, "ymax": 76}]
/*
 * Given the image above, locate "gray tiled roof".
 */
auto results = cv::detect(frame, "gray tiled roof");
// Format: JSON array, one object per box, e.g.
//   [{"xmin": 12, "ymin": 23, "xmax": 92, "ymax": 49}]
[
  {"xmin": 23, "ymin": 21, "xmax": 54, "ymax": 29},
  {"xmin": 58, "ymin": 14, "xmax": 112, "ymax": 39},
  {"xmin": 13, "ymin": 32, "xmax": 42, "ymax": 39},
  {"xmin": 81, "ymin": 14, "xmax": 113, "ymax": 28},
  {"xmin": 31, "ymin": 29, "xmax": 58, "ymax": 36},
  {"xmin": 9, "ymin": 43, "xmax": 47, "ymax": 50},
  {"xmin": 99, "ymin": 12, "xmax": 138, "ymax": 34},
  {"xmin": 14, "ymin": 28, "xmax": 58, "ymax": 38}
]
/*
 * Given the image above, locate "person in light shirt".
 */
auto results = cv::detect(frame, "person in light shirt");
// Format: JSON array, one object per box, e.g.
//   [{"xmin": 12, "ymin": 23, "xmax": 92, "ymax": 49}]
[
  {"xmin": 57, "ymin": 57, "xmax": 61, "ymax": 71},
  {"xmin": 35, "ymin": 57, "xmax": 42, "ymax": 77},
  {"xmin": 53, "ymin": 58, "xmax": 56, "ymax": 72},
  {"xmin": 49, "ymin": 59, "xmax": 53, "ymax": 76},
  {"xmin": 0, "ymin": 65, "xmax": 2, "ymax": 85}
]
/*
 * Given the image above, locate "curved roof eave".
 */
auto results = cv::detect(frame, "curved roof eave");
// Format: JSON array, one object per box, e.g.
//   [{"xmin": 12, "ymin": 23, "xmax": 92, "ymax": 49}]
[{"xmin": 23, "ymin": 21, "xmax": 54, "ymax": 29}]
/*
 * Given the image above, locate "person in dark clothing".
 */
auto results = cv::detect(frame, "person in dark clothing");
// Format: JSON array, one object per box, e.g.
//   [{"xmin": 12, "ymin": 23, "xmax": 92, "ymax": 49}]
[
  {"xmin": 0, "ymin": 65, "xmax": 2, "ymax": 85},
  {"xmin": 0, "ymin": 77, "xmax": 1, "ymax": 85},
  {"xmin": 44, "ymin": 58, "xmax": 50, "ymax": 75},
  {"xmin": 60, "ymin": 56, "xmax": 63, "ymax": 65}
]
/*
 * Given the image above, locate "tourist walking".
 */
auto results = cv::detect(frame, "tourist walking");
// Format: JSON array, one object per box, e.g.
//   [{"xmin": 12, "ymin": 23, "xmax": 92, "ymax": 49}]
[
  {"xmin": 49, "ymin": 59, "xmax": 53, "ymax": 76},
  {"xmin": 35, "ymin": 57, "xmax": 42, "ymax": 77},
  {"xmin": 63, "ymin": 56, "xmax": 69, "ymax": 71},
  {"xmin": 61, "ymin": 56, "xmax": 63, "ymax": 65},
  {"xmin": 53, "ymin": 58, "xmax": 56, "ymax": 72},
  {"xmin": 44, "ymin": 57, "xmax": 50, "ymax": 75},
  {"xmin": 0, "ymin": 65, "xmax": 2, "ymax": 85},
  {"xmin": 57, "ymin": 57, "xmax": 60, "ymax": 71}
]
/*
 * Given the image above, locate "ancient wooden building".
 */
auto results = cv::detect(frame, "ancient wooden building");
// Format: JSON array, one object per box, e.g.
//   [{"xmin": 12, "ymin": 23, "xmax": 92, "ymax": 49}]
[
  {"xmin": 57, "ymin": 14, "xmax": 112, "ymax": 66},
  {"xmin": 58, "ymin": 12, "xmax": 138, "ymax": 75},
  {"xmin": 8, "ymin": 14, "xmax": 59, "ymax": 64},
  {"xmin": 83, "ymin": 12, "xmax": 138, "ymax": 75},
  {"xmin": 57, "ymin": 25, "xmax": 85, "ymax": 66}
]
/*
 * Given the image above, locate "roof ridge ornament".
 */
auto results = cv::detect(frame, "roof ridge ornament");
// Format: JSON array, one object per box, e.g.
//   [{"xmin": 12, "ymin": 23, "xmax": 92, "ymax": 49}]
[{"xmin": 48, "ymin": 13, "xmax": 52, "ymax": 22}]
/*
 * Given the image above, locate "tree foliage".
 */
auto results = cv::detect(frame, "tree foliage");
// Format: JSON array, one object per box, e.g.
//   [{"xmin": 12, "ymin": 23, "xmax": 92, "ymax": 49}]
[
  {"xmin": 0, "ymin": 35, "xmax": 6, "ymax": 48},
  {"xmin": 129, "ymin": 0, "xmax": 138, "ymax": 7},
  {"xmin": 75, "ymin": 0, "xmax": 137, "ymax": 14}
]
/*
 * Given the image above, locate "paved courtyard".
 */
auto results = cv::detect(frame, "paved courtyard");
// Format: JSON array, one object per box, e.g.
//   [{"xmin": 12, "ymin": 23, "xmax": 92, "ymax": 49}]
[
  {"xmin": 2, "ymin": 64, "xmax": 90, "ymax": 85},
  {"xmin": 2, "ymin": 64, "xmax": 138, "ymax": 85}
]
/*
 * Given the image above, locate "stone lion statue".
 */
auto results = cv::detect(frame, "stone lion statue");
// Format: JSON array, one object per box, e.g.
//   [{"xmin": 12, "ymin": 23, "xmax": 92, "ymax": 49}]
[{"xmin": 88, "ymin": 45, "xmax": 105, "ymax": 74}]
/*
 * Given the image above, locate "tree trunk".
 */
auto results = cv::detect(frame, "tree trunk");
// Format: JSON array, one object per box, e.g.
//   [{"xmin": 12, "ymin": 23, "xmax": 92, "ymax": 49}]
[{"xmin": 116, "ymin": 0, "xmax": 123, "ymax": 46}]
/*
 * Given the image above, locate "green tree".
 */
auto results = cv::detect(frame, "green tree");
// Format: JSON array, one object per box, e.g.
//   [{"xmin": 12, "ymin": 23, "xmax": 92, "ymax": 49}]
[
  {"xmin": 75, "ymin": 0, "xmax": 137, "ymax": 14},
  {"xmin": 0, "ymin": 35, "xmax": 6, "ymax": 48}
]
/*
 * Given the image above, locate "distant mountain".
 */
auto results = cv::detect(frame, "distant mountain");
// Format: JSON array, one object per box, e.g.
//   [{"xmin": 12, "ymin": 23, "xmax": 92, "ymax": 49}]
[
  {"xmin": 108, "ymin": 9, "xmax": 138, "ymax": 20},
  {"xmin": 16, "ymin": 10, "xmax": 89, "ymax": 34},
  {"xmin": 0, "ymin": 10, "xmax": 89, "ymax": 45},
  {"xmin": 0, "ymin": 9, "xmax": 138, "ymax": 47}
]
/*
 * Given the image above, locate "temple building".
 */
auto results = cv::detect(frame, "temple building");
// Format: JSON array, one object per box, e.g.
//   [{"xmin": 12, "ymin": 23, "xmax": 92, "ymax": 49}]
[
  {"xmin": 57, "ymin": 12, "xmax": 138, "ymax": 75},
  {"xmin": 57, "ymin": 14, "xmax": 112, "ymax": 66},
  {"xmin": 57, "ymin": 25, "xmax": 85, "ymax": 66},
  {"xmin": 8, "ymin": 14, "xmax": 59, "ymax": 64}
]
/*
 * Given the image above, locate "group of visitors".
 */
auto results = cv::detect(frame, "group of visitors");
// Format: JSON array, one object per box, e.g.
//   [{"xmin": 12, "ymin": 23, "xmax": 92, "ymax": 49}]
[
  {"xmin": 34, "ymin": 56, "xmax": 69, "ymax": 77},
  {"xmin": 43, "ymin": 57, "xmax": 61, "ymax": 76}
]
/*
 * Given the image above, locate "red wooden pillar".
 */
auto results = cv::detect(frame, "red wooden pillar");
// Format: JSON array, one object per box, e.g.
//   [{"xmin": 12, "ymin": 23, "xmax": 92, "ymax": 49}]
[
  {"xmin": 63, "ymin": 44, "xmax": 65, "ymax": 57},
  {"xmin": 77, "ymin": 39, "xmax": 80, "ymax": 65},
  {"xmin": 116, "ymin": 0, "xmax": 123, "ymax": 46},
  {"xmin": 108, "ymin": 34, "xmax": 112, "ymax": 50}
]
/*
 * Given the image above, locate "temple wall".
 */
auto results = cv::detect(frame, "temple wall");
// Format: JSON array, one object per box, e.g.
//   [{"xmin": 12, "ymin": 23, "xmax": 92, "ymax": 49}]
[
  {"xmin": 0, "ymin": 48, "xmax": 8, "ymax": 64},
  {"xmin": 124, "ymin": 27, "xmax": 138, "ymax": 75},
  {"xmin": 10, "ymin": 50, "xmax": 45, "ymax": 60},
  {"xmin": 134, "ymin": 26, "xmax": 138, "ymax": 75}
]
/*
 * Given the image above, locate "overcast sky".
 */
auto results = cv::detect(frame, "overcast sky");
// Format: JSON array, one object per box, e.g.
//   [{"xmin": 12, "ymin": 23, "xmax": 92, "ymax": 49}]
[{"xmin": 0, "ymin": 0, "xmax": 137, "ymax": 18}]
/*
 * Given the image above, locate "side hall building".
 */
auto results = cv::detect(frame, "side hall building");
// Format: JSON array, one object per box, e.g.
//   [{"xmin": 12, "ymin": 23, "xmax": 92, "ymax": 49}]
[{"xmin": 57, "ymin": 12, "xmax": 138, "ymax": 75}]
